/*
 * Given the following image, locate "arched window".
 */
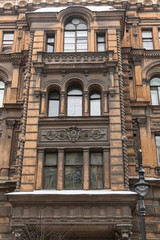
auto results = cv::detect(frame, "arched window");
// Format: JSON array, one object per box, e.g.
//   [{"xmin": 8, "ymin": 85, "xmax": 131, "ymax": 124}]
[
  {"xmin": 67, "ymin": 84, "xmax": 82, "ymax": 116},
  {"xmin": 0, "ymin": 81, "xmax": 5, "ymax": 107},
  {"xmin": 150, "ymin": 77, "xmax": 160, "ymax": 105},
  {"xmin": 64, "ymin": 18, "xmax": 88, "ymax": 52},
  {"xmin": 90, "ymin": 91, "xmax": 101, "ymax": 116},
  {"xmin": 48, "ymin": 90, "xmax": 60, "ymax": 117}
]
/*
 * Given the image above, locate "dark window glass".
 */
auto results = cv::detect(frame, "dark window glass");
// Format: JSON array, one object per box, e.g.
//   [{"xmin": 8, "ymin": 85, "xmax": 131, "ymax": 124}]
[
  {"xmin": 44, "ymin": 153, "xmax": 57, "ymax": 189},
  {"xmin": 48, "ymin": 91, "xmax": 60, "ymax": 117},
  {"xmin": 64, "ymin": 18, "xmax": 87, "ymax": 52},
  {"xmin": 65, "ymin": 152, "xmax": 83, "ymax": 189},
  {"xmin": 90, "ymin": 152, "xmax": 103, "ymax": 189},
  {"xmin": 156, "ymin": 136, "xmax": 160, "ymax": 166},
  {"xmin": 46, "ymin": 33, "xmax": 55, "ymax": 53},
  {"xmin": 150, "ymin": 77, "xmax": 160, "ymax": 105},
  {"xmin": 67, "ymin": 85, "xmax": 82, "ymax": 116},
  {"xmin": 2, "ymin": 32, "xmax": 14, "ymax": 52},
  {"xmin": 90, "ymin": 91, "xmax": 101, "ymax": 116},
  {"xmin": 142, "ymin": 30, "xmax": 153, "ymax": 50},
  {"xmin": 0, "ymin": 81, "xmax": 5, "ymax": 107},
  {"xmin": 97, "ymin": 33, "xmax": 105, "ymax": 52}
]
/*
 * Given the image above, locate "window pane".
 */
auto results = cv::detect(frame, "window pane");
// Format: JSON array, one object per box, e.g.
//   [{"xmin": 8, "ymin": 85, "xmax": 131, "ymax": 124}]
[
  {"xmin": 0, "ymin": 81, "xmax": 4, "ymax": 88},
  {"xmin": 97, "ymin": 166, "xmax": 103, "ymax": 189},
  {"xmin": 77, "ymin": 31, "xmax": 87, "ymax": 37},
  {"xmin": 65, "ymin": 23, "xmax": 75, "ymax": 30},
  {"xmin": 151, "ymin": 90, "xmax": 158, "ymax": 105},
  {"xmin": 64, "ymin": 32, "xmax": 75, "ymax": 38},
  {"xmin": 98, "ymin": 43, "xmax": 105, "ymax": 52},
  {"xmin": 44, "ymin": 168, "xmax": 57, "ymax": 189},
  {"xmin": 156, "ymin": 136, "xmax": 160, "ymax": 146},
  {"xmin": 150, "ymin": 78, "xmax": 160, "ymax": 86},
  {"xmin": 64, "ymin": 43, "xmax": 75, "ymax": 52},
  {"xmin": 157, "ymin": 148, "xmax": 160, "ymax": 165},
  {"xmin": 66, "ymin": 152, "xmax": 83, "ymax": 165},
  {"xmin": 0, "ymin": 90, "xmax": 4, "ymax": 107},
  {"xmin": 143, "ymin": 41, "xmax": 153, "ymax": 50},
  {"xmin": 67, "ymin": 96, "xmax": 82, "ymax": 116},
  {"xmin": 48, "ymin": 100, "xmax": 59, "ymax": 117},
  {"xmin": 91, "ymin": 167, "xmax": 96, "ymax": 189},
  {"xmin": 77, "ymin": 44, "xmax": 88, "ymax": 50},
  {"xmin": 47, "ymin": 38, "xmax": 54, "ymax": 43},
  {"xmin": 91, "ymin": 152, "xmax": 103, "ymax": 165},
  {"xmin": 3, "ymin": 33, "xmax": 14, "ymax": 40},
  {"xmin": 90, "ymin": 99, "xmax": 101, "ymax": 116},
  {"xmin": 142, "ymin": 31, "xmax": 152, "ymax": 38},
  {"xmin": 77, "ymin": 24, "xmax": 87, "ymax": 30},
  {"xmin": 97, "ymin": 36, "xmax": 105, "ymax": 42},
  {"xmin": 45, "ymin": 153, "xmax": 57, "ymax": 165},
  {"xmin": 64, "ymin": 38, "xmax": 75, "ymax": 44},
  {"xmin": 47, "ymin": 45, "xmax": 54, "ymax": 52},
  {"xmin": 65, "ymin": 167, "xmax": 82, "ymax": 189}
]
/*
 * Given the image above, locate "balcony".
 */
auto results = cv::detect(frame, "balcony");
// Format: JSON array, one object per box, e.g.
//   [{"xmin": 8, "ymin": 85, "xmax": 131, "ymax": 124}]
[{"xmin": 33, "ymin": 51, "xmax": 116, "ymax": 73}]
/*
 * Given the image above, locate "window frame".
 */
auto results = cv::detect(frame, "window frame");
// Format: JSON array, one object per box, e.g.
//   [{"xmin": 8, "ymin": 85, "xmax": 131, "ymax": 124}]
[
  {"xmin": 2, "ymin": 31, "xmax": 14, "ymax": 52},
  {"xmin": 89, "ymin": 90, "xmax": 101, "ymax": 116},
  {"xmin": 142, "ymin": 29, "xmax": 154, "ymax": 50},
  {"xmin": 64, "ymin": 18, "xmax": 88, "ymax": 52},
  {"xmin": 90, "ymin": 152, "xmax": 104, "ymax": 189},
  {"xmin": 150, "ymin": 77, "xmax": 160, "ymax": 106},
  {"xmin": 67, "ymin": 84, "xmax": 83, "ymax": 117},
  {"xmin": 48, "ymin": 90, "xmax": 60, "ymax": 117},
  {"xmin": 155, "ymin": 136, "xmax": 160, "ymax": 166},
  {"xmin": 46, "ymin": 32, "xmax": 55, "ymax": 53},
  {"xmin": 96, "ymin": 32, "xmax": 106, "ymax": 52},
  {"xmin": 64, "ymin": 151, "xmax": 83, "ymax": 190},
  {"xmin": 43, "ymin": 152, "xmax": 58, "ymax": 189}
]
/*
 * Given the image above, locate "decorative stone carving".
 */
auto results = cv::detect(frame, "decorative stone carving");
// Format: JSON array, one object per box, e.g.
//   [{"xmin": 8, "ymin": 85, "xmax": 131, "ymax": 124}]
[
  {"xmin": 115, "ymin": 224, "xmax": 132, "ymax": 240},
  {"xmin": 152, "ymin": 121, "xmax": 160, "ymax": 127},
  {"xmin": 41, "ymin": 125, "xmax": 107, "ymax": 143},
  {"xmin": 137, "ymin": 118, "xmax": 147, "ymax": 127},
  {"xmin": 5, "ymin": 120, "xmax": 15, "ymax": 129}
]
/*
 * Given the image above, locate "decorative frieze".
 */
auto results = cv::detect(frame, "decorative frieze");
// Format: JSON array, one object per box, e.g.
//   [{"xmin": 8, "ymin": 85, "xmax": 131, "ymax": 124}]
[{"xmin": 40, "ymin": 125, "xmax": 107, "ymax": 143}]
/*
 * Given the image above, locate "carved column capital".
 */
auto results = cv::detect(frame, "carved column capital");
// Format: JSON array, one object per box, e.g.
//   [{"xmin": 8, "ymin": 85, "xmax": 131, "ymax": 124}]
[
  {"xmin": 115, "ymin": 224, "xmax": 132, "ymax": 240},
  {"xmin": 5, "ymin": 120, "xmax": 15, "ymax": 129}
]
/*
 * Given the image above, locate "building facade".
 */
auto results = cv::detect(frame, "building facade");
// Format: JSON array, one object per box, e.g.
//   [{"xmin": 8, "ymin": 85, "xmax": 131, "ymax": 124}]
[{"xmin": 0, "ymin": 0, "xmax": 160, "ymax": 239}]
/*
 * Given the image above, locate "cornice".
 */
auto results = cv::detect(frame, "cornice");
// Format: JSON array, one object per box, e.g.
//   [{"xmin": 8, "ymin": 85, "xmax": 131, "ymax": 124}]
[{"xmin": 0, "ymin": 51, "xmax": 28, "ymax": 64}]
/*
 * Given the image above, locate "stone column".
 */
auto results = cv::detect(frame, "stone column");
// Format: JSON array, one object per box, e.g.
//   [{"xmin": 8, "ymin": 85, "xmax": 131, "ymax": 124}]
[
  {"xmin": 57, "ymin": 149, "xmax": 64, "ymax": 190},
  {"xmin": 36, "ymin": 150, "xmax": 44, "ymax": 190},
  {"xmin": 60, "ymin": 91, "xmax": 65, "ymax": 117},
  {"xmin": 103, "ymin": 149, "xmax": 110, "ymax": 189},
  {"xmin": 115, "ymin": 224, "xmax": 132, "ymax": 240},
  {"xmin": 41, "ymin": 92, "xmax": 46, "ymax": 116},
  {"xmin": 83, "ymin": 148, "xmax": 89, "ymax": 189},
  {"xmin": 84, "ymin": 91, "xmax": 89, "ymax": 117},
  {"xmin": 103, "ymin": 91, "xmax": 108, "ymax": 115}
]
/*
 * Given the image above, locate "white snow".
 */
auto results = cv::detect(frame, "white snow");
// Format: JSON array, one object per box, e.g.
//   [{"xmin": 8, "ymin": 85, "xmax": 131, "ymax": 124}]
[
  {"xmin": 34, "ymin": 5, "xmax": 117, "ymax": 13},
  {"xmin": 6, "ymin": 190, "xmax": 137, "ymax": 195}
]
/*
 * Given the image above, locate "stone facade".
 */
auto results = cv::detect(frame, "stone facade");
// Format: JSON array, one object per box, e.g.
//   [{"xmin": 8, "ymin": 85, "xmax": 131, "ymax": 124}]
[{"xmin": 0, "ymin": 0, "xmax": 160, "ymax": 239}]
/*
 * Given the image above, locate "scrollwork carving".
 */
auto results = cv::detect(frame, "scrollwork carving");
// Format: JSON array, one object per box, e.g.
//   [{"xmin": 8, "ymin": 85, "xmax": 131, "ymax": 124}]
[{"xmin": 41, "ymin": 125, "xmax": 106, "ymax": 143}]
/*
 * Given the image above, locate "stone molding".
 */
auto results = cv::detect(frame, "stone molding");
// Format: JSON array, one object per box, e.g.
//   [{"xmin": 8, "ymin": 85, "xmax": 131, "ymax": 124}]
[{"xmin": 40, "ymin": 125, "xmax": 107, "ymax": 143}]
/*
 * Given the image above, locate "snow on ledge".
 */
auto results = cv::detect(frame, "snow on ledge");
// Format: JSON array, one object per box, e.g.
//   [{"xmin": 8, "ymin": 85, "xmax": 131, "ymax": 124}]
[
  {"xmin": 34, "ymin": 5, "xmax": 117, "ymax": 13},
  {"xmin": 6, "ymin": 190, "xmax": 137, "ymax": 196}
]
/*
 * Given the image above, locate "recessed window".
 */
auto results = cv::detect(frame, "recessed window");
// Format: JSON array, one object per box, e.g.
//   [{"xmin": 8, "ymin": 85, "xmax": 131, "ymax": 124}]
[
  {"xmin": 90, "ymin": 91, "xmax": 101, "ymax": 116},
  {"xmin": 0, "ymin": 81, "xmax": 5, "ymax": 107},
  {"xmin": 142, "ymin": 30, "xmax": 153, "ymax": 50},
  {"xmin": 44, "ymin": 153, "xmax": 57, "ymax": 189},
  {"xmin": 97, "ymin": 33, "xmax": 105, "ymax": 52},
  {"xmin": 155, "ymin": 136, "xmax": 160, "ymax": 166},
  {"xmin": 67, "ymin": 84, "xmax": 82, "ymax": 116},
  {"xmin": 2, "ymin": 32, "xmax": 14, "ymax": 52},
  {"xmin": 90, "ymin": 152, "xmax": 103, "ymax": 189},
  {"xmin": 46, "ymin": 33, "xmax": 55, "ymax": 53},
  {"xmin": 64, "ymin": 152, "xmax": 83, "ymax": 189},
  {"xmin": 64, "ymin": 18, "xmax": 88, "ymax": 52},
  {"xmin": 48, "ymin": 91, "xmax": 60, "ymax": 117},
  {"xmin": 150, "ymin": 77, "xmax": 160, "ymax": 105}
]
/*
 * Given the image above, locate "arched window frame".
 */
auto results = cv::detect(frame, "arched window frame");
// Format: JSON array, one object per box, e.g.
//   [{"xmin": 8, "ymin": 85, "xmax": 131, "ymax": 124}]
[
  {"xmin": 48, "ymin": 90, "xmax": 60, "ymax": 117},
  {"xmin": 89, "ymin": 90, "xmax": 101, "ymax": 116},
  {"xmin": 67, "ymin": 83, "xmax": 83, "ymax": 116},
  {"xmin": 0, "ymin": 81, "xmax": 5, "ymax": 108},
  {"xmin": 64, "ymin": 17, "xmax": 88, "ymax": 52},
  {"xmin": 150, "ymin": 77, "xmax": 160, "ymax": 105}
]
